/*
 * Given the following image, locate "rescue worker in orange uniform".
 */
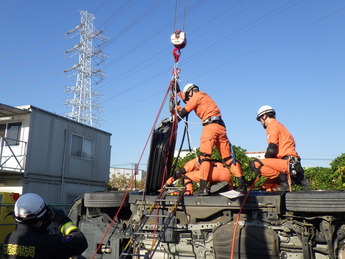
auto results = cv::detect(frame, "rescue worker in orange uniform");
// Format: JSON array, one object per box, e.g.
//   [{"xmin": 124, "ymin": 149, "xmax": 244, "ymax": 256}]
[
  {"xmin": 250, "ymin": 105, "xmax": 308, "ymax": 191},
  {"xmin": 165, "ymin": 157, "xmax": 233, "ymax": 195},
  {"xmin": 173, "ymin": 83, "xmax": 246, "ymax": 195}
]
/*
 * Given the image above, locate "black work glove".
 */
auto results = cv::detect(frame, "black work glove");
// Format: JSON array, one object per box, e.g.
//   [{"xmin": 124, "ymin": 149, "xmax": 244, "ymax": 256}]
[
  {"xmin": 175, "ymin": 82, "xmax": 180, "ymax": 93},
  {"xmin": 169, "ymin": 100, "xmax": 180, "ymax": 114},
  {"xmin": 170, "ymin": 80, "xmax": 180, "ymax": 93},
  {"xmin": 173, "ymin": 167, "xmax": 186, "ymax": 179}
]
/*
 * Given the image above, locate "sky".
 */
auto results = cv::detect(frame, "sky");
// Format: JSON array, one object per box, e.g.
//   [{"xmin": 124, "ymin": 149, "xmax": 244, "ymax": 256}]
[{"xmin": 1, "ymin": 0, "xmax": 344, "ymax": 170}]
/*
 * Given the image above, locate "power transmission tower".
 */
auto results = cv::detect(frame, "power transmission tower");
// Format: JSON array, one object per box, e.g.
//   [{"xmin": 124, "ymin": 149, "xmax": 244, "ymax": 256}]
[{"xmin": 64, "ymin": 10, "xmax": 108, "ymax": 127}]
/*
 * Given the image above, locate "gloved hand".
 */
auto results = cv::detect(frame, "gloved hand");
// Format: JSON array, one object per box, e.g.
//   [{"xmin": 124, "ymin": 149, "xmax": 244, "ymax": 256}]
[
  {"xmin": 173, "ymin": 167, "xmax": 186, "ymax": 179},
  {"xmin": 169, "ymin": 100, "xmax": 180, "ymax": 114},
  {"xmin": 175, "ymin": 82, "xmax": 180, "ymax": 93},
  {"xmin": 170, "ymin": 79, "xmax": 180, "ymax": 93}
]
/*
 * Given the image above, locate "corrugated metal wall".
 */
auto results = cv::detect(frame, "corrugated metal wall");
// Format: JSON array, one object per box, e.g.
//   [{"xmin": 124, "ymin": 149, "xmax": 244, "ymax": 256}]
[{"xmin": 22, "ymin": 107, "xmax": 111, "ymax": 204}]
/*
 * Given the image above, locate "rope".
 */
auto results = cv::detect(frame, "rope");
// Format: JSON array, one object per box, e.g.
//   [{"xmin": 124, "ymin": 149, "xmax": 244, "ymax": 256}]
[
  {"xmin": 93, "ymin": 6, "xmax": 192, "ymax": 254},
  {"xmin": 230, "ymin": 176, "xmax": 261, "ymax": 259},
  {"xmin": 171, "ymin": 115, "xmax": 190, "ymax": 173},
  {"xmin": 92, "ymin": 84, "xmax": 172, "ymax": 259},
  {"xmin": 142, "ymin": 33, "xmax": 183, "ymax": 256}
]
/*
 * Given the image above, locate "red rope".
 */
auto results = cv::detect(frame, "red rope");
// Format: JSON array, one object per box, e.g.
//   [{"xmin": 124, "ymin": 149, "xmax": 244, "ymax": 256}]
[
  {"xmin": 146, "ymin": 83, "xmax": 179, "ymax": 259},
  {"xmin": 91, "ymin": 84, "xmax": 172, "ymax": 259},
  {"xmin": 230, "ymin": 176, "xmax": 261, "ymax": 259},
  {"xmin": 93, "ymin": 27, "xmax": 186, "ymax": 257}
]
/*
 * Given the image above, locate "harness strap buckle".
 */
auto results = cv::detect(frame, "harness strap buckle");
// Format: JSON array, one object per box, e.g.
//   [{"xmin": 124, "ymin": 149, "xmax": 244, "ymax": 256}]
[{"xmin": 202, "ymin": 116, "xmax": 222, "ymax": 126}]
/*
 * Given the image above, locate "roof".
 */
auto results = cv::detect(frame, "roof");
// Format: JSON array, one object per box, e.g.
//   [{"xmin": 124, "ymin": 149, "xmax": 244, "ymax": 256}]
[
  {"xmin": 0, "ymin": 103, "xmax": 111, "ymax": 135},
  {"xmin": 0, "ymin": 103, "xmax": 30, "ymax": 117}
]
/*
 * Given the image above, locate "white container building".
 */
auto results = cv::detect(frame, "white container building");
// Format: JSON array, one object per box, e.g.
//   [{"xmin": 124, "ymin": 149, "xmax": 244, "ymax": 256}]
[{"xmin": 0, "ymin": 103, "xmax": 111, "ymax": 205}]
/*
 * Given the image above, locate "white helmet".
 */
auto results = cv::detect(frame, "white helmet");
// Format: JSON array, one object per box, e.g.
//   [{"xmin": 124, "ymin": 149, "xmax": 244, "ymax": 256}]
[
  {"xmin": 183, "ymin": 83, "xmax": 198, "ymax": 94},
  {"xmin": 14, "ymin": 193, "xmax": 48, "ymax": 223},
  {"xmin": 256, "ymin": 105, "xmax": 276, "ymax": 121}
]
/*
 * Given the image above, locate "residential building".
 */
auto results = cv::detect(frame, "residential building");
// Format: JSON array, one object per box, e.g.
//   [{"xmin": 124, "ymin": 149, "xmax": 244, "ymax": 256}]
[{"xmin": 109, "ymin": 166, "xmax": 145, "ymax": 182}]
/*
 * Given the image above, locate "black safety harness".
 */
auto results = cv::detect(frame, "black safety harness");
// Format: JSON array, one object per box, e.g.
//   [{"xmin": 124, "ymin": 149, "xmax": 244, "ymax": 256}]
[{"xmin": 202, "ymin": 116, "xmax": 225, "ymax": 127}]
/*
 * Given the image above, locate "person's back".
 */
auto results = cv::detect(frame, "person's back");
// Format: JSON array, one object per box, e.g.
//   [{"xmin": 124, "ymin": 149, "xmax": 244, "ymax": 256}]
[
  {"xmin": 183, "ymin": 91, "xmax": 221, "ymax": 121},
  {"xmin": 2, "ymin": 193, "xmax": 88, "ymax": 259},
  {"xmin": 265, "ymin": 118, "xmax": 298, "ymax": 158},
  {"xmin": 4, "ymin": 224, "xmax": 87, "ymax": 259}
]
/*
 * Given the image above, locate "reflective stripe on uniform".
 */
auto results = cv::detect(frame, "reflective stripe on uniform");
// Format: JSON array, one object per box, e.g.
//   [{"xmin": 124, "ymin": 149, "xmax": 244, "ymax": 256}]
[{"xmin": 60, "ymin": 221, "xmax": 78, "ymax": 235}]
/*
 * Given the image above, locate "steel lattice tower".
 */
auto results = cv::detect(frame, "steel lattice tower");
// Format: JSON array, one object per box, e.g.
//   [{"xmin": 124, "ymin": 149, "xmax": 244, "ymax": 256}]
[{"xmin": 64, "ymin": 10, "xmax": 108, "ymax": 126}]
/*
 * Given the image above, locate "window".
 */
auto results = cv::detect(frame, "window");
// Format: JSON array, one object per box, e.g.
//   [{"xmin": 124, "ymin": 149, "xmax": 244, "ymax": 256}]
[
  {"xmin": 82, "ymin": 138, "xmax": 93, "ymax": 159},
  {"xmin": 0, "ymin": 122, "xmax": 22, "ymax": 146},
  {"xmin": 71, "ymin": 134, "xmax": 93, "ymax": 159}
]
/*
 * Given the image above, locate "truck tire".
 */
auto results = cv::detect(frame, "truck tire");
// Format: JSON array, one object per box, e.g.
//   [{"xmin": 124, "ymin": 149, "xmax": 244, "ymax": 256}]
[
  {"xmin": 84, "ymin": 191, "xmax": 128, "ymax": 208},
  {"xmin": 285, "ymin": 190, "xmax": 345, "ymax": 212}
]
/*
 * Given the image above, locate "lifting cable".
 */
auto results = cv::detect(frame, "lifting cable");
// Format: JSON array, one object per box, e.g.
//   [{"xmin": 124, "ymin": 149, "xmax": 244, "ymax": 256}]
[
  {"xmin": 171, "ymin": 4, "xmax": 263, "ymax": 258},
  {"xmin": 173, "ymin": 0, "xmax": 188, "ymax": 32},
  {"xmin": 169, "ymin": 0, "xmax": 190, "ymax": 172},
  {"xmin": 147, "ymin": 2, "xmax": 190, "ymax": 255},
  {"xmin": 93, "ymin": 2, "xmax": 190, "ymax": 257}
]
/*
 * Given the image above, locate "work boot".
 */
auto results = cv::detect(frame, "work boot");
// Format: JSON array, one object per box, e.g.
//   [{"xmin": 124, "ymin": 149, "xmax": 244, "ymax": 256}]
[
  {"xmin": 291, "ymin": 168, "xmax": 310, "ymax": 190},
  {"xmin": 276, "ymin": 173, "xmax": 289, "ymax": 191},
  {"xmin": 210, "ymin": 181, "xmax": 228, "ymax": 194},
  {"xmin": 235, "ymin": 177, "xmax": 247, "ymax": 192},
  {"xmin": 194, "ymin": 180, "xmax": 209, "ymax": 196}
]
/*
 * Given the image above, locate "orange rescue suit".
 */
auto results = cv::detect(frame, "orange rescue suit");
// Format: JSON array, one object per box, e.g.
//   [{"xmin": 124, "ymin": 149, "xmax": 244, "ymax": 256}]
[
  {"xmin": 253, "ymin": 118, "xmax": 299, "ymax": 179},
  {"xmin": 177, "ymin": 91, "xmax": 243, "ymax": 180},
  {"xmin": 166, "ymin": 158, "xmax": 232, "ymax": 195}
]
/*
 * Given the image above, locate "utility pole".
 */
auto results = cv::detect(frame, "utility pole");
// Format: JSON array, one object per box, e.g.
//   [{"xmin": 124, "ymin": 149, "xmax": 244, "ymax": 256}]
[
  {"xmin": 64, "ymin": 10, "xmax": 108, "ymax": 126},
  {"xmin": 131, "ymin": 163, "xmax": 138, "ymax": 190}
]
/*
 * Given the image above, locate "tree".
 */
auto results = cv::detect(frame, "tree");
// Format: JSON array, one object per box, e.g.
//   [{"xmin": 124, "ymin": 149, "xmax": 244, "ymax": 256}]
[
  {"xmin": 330, "ymin": 153, "xmax": 345, "ymax": 171},
  {"xmin": 304, "ymin": 167, "xmax": 333, "ymax": 190},
  {"xmin": 108, "ymin": 174, "xmax": 145, "ymax": 191},
  {"xmin": 303, "ymin": 153, "xmax": 345, "ymax": 190},
  {"xmin": 330, "ymin": 153, "xmax": 345, "ymax": 189}
]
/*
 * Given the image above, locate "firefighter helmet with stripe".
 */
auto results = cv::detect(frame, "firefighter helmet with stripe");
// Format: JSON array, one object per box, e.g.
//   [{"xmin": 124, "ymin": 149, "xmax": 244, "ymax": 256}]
[
  {"xmin": 183, "ymin": 83, "xmax": 199, "ymax": 95},
  {"xmin": 256, "ymin": 105, "xmax": 276, "ymax": 121},
  {"xmin": 14, "ymin": 193, "xmax": 49, "ymax": 223}
]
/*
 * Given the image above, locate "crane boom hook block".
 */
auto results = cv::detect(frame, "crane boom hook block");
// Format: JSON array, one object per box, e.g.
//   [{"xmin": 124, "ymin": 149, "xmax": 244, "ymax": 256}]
[{"xmin": 171, "ymin": 30, "xmax": 187, "ymax": 49}]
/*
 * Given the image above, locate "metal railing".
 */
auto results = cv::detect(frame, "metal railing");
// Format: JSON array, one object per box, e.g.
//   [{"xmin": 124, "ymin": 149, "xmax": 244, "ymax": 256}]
[{"xmin": 0, "ymin": 137, "xmax": 27, "ymax": 172}]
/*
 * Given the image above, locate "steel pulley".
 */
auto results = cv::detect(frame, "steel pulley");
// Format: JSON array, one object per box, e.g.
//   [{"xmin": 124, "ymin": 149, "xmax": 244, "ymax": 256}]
[{"xmin": 171, "ymin": 30, "xmax": 187, "ymax": 49}]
